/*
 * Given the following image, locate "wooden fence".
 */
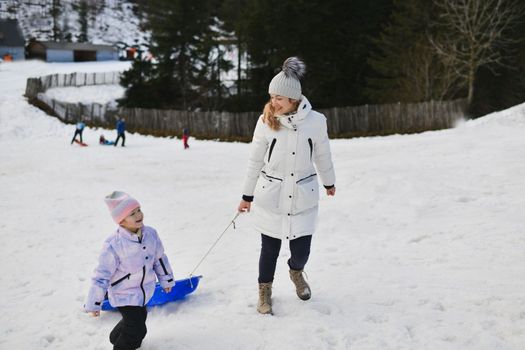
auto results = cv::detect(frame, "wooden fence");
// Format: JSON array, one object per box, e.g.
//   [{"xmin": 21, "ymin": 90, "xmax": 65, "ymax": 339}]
[
  {"xmin": 25, "ymin": 72, "xmax": 467, "ymax": 141},
  {"xmin": 320, "ymin": 100, "xmax": 467, "ymax": 137},
  {"xmin": 25, "ymin": 71, "xmax": 121, "ymax": 97}
]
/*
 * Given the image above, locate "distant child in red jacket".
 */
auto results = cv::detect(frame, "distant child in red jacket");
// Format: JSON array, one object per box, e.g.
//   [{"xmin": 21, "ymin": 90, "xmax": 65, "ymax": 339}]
[{"xmin": 182, "ymin": 128, "xmax": 190, "ymax": 149}]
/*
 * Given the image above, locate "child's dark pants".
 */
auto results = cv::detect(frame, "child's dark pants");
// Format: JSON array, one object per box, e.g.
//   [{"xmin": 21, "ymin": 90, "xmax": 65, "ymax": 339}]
[
  {"xmin": 258, "ymin": 234, "xmax": 312, "ymax": 283},
  {"xmin": 110, "ymin": 306, "xmax": 147, "ymax": 350}
]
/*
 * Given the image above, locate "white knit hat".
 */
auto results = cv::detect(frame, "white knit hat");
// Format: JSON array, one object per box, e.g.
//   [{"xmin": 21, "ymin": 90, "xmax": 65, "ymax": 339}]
[
  {"xmin": 104, "ymin": 191, "xmax": 140, "ymax": 224},
  {"xmin": 268, "ymin": 57, "xmax": 306, "ymax": 100}
]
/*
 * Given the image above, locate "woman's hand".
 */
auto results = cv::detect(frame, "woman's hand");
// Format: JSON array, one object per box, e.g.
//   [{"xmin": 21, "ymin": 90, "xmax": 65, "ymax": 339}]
[
  {"xmin": 326, "ymin": 187, "xmax": 336, "ymax": 196},
  {"xmin": 164, "ymin": 287, "xmax": 172, "ymax": 293},
  {"xmin": 238, "ymin": 200, "xmax": 251, "ymax": 213}
]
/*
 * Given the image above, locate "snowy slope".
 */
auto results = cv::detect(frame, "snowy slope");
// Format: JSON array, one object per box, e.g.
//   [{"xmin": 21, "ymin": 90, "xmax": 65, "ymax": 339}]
[
  {"xmin": 1, "ymin": 60, "xmax": 525, "ymax": 350},
  {"xmin": 6, "ymin": 0, "xmax": 147, "ymax": 45}
]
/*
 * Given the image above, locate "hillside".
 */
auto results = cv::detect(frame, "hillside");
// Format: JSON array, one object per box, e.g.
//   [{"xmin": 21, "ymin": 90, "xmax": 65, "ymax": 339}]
[{"xmin": 1, "ymin": 0, "xmax": 147, "ymax": 46}]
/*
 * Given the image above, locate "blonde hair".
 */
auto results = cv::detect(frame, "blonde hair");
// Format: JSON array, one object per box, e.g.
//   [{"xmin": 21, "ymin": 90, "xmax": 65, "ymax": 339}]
[{"xmin": 262, "ymin": 98, "xmax": 300, "ymax": 131}]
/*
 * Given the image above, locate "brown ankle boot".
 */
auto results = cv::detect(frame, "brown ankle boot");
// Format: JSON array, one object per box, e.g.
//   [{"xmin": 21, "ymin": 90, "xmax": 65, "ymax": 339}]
[
  {"xmin": 257, "ymin": 282, "xmax": 273, "ymax": 314},
  {"xmin": 289, "ymin": 269, "xmax": 311, "ymax": 300}
]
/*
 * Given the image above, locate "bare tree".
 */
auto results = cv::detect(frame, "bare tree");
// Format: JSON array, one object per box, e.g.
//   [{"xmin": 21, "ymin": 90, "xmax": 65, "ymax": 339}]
[
  {"xmin": 401, "ymin": 41, "xmax": 464, "ymax": 102},
  {"xmin": 429, "ymin": 0, "xmax": 525, "ymax": 106}
]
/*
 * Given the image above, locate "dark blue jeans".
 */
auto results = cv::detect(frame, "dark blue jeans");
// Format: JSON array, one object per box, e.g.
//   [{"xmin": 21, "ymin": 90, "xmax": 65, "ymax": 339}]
[{"xmin": 258, "ymin": 234, "xmax": 312, "ymax": 283}]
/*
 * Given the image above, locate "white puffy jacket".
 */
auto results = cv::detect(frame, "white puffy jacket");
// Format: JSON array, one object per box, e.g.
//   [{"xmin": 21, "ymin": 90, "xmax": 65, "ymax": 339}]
[{"xmin": 242, "ymin": 95, "xmax": 335, "ymax": 240}]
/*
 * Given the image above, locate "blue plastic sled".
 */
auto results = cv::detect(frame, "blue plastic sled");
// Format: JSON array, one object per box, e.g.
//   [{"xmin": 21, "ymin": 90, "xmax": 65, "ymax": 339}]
[{"xmin": 101, "ymin": 275, "xmax": 202, "ymax": 311}]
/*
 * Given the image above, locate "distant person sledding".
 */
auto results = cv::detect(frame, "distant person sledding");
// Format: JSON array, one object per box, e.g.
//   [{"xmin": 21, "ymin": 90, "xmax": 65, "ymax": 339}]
[
  {"xmin": 71, "ymin": 118, "xmax": 87, "ymax": 146},
  {"xmin": 99, "ymin": 134, "xmax": 115, "ymax": 145}
]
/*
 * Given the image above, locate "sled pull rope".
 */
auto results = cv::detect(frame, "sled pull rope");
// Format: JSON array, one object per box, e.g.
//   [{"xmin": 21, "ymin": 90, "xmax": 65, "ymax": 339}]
[{"xmin": 189, "ymin": 212, "xmax": 240, "ymax": 279}]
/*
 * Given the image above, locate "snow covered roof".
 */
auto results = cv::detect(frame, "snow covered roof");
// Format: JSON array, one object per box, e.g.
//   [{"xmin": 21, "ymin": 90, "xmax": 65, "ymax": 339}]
[
  {"xmin": 29, "ymin": 40, "xmax": 117, "ymax": 52},
  {"xmin": 0, "ymin": 19, "xmax": 25, "ymax": 47}
]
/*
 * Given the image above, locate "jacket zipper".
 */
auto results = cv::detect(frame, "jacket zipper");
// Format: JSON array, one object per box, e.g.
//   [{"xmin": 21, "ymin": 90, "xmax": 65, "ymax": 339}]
[
  {"xmin": 308, "ymin": 138, "xmax": 313, "ymax": 160},
  {"xmin": 111, "ymin": 273, "xmax": 131, "ymax": 287},
  {"xmin": 268, "ymin": 138, "xmax": 277, "ymax": 162},
  {"xmin": 140, "ymin": 266, "xmax": 146, "ymax": 306}
]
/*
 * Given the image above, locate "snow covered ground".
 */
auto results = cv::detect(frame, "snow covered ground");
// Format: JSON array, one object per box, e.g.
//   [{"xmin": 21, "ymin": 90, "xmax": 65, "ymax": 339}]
[
  {"xmin": 1, "ymin": 60, "xmax": 524, "ymax": 350},
  {"xmin": 44, "ymin": 84, "xmax": 125, "ymax": 105}
]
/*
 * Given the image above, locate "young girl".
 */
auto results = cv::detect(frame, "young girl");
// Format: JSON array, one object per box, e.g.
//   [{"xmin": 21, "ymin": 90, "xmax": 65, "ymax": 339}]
[{"xmin": 84, "ymin": 191, "xmax": 175, "ymax": 349}]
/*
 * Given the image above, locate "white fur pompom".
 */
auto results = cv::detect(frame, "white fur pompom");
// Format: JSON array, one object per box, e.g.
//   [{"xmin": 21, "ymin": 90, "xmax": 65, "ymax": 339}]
[{"xmin": 282, "ymin": 57, "xmax": 306, "ymax": 80}]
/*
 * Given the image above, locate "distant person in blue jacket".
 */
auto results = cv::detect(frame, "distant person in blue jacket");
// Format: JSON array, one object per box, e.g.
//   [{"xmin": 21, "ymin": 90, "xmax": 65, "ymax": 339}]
[
  {"xmin": 70, "ymin": 119, "xmax": 85, "ymax": 145},
  {"xmin": 115, "ymin": 117, "xmax": 126, "ymax": 147}
]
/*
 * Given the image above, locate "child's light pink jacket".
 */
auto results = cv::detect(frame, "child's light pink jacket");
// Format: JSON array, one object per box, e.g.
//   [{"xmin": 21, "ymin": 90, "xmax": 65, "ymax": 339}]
[{"xmin": 84, "ymin": 225, "xmax": 175, "ymax": 312}]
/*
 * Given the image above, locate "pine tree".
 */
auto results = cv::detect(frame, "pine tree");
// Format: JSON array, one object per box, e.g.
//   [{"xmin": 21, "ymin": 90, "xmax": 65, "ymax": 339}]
[
  {"xmin": 238, "ymin": 0, "xmax": 304, "ymax": 108},
  {"xmin": 62, "ymin": 9, "xmax": 72, "ymax": 42},
  {"xmin": 76, "ymin": 0, "xmax": 89, "ymax": 42},
  {"xmin": 237, "ymin": 0, "xmax": 392, "ymax": 109},
  {"xmin": 50, "ymin": 0, "xmax": 62, "ymax": 41},
  {"xmin": 120, "ymin": 0, "xmax": 232, "ymax": 110},
  {"xmin": 365, "ymin": 0, "xmax": 455, "ymax": 103},
  {"xmin": 119, "ymin": 58, "xmax": 159, "ymax": 108},
  {"xmin": 218, "ymin": 0, "xmax": 250, "ymax": 110}
]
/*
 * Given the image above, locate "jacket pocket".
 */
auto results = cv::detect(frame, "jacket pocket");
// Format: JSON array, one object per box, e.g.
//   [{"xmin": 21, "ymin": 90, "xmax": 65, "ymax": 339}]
[
  {"xmin": 254, "ymin": 172, "xmax": 282, "ymax": 211},
  {"xmin": 294, "ymin": 174, "xmax": 319, "ymax": 212},
  {"xmin": 110, "ymin": 273, "xmax": 131, "ymax": 287}
]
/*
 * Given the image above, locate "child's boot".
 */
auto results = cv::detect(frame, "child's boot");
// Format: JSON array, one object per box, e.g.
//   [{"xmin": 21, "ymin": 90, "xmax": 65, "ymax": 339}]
[
  {"xmin": 289, "ymin": 269, "xmax": 311, "ymax": 300},
  {"xmin": 257, "ymin": 282, "xmax": 273, "ymax": 314}
]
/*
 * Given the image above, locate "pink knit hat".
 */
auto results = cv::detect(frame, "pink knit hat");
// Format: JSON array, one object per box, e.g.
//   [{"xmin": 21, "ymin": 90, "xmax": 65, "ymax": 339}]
[{"xmin": 104, "ymin": 191, "xmax": 140, "ymax": 224}]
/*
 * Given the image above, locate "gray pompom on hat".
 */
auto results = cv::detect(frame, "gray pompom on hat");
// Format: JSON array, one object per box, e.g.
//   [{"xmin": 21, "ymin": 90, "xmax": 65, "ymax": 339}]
[{"xmin": 268, "ymin": 57, "xmax": 306, "ymax": 100}]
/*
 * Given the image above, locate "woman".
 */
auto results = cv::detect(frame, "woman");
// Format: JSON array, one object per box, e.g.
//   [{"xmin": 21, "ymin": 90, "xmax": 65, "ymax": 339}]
[{"xmin": 238, "ymin": 57, "xmax": 336, "ymax": 315}]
